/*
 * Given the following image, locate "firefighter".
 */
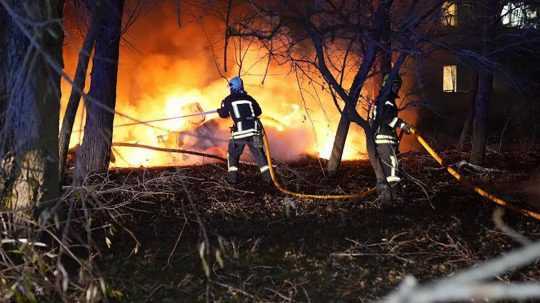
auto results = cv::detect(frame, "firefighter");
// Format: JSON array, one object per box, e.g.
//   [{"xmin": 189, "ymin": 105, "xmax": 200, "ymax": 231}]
[
  {"xmin": 370, "ymin": 73, "xmax": 412, "ymax": 201},
  {"xmin": 217, "ymin": 76, "xmax": 271, "ymax": 184}
]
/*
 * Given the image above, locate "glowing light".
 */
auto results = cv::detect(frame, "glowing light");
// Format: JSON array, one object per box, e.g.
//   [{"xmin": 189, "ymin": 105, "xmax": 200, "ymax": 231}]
[{"xmin": 59, "ymin": 7, "xmax": 396, "ymax": 168}]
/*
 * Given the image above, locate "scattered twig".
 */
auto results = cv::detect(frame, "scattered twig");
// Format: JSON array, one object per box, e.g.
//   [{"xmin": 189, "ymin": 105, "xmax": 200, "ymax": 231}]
[{"xmin": 165, "ymin": 217, "xmax": 188, "ymax": 268}]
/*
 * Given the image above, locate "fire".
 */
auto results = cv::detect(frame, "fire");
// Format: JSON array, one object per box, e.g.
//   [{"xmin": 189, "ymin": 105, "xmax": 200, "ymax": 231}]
[
  {"xmin": 316, "ymin": 127, "xmax": 367, "ymax": 160},
  {"xmin": 60, "ymin": 3, "xmax": 378, "ymax": 168}
]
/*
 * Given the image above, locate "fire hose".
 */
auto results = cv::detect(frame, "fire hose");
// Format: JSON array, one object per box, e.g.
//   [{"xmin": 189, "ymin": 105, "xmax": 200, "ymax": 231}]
[
  {"xmin": 105, "ymin": 109, "xmax": 540, "ymax": 219},
  {"xmin": 262, "ymin": 127, "xmax": 540, "ymax": 221},
  {"xmin": 261, "ymin": 129, "xmax": 376, "ymax": 200},
  {"xmin": 107, "ymin": 110, "xmax": 377, "ymax": 200},
  {"xmin": 409, "ymin": 127, "xmax": 540, "ymax": 221}
]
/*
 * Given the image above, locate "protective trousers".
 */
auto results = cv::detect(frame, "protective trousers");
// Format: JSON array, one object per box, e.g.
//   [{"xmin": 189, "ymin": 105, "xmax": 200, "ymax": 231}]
[
  {"xmin": 227, "ymin": 135, "xmax": 270, "ymax": 183},
  {"xmin": 376, "ymin": 142, "xmax": 401, "ymax": 184}
]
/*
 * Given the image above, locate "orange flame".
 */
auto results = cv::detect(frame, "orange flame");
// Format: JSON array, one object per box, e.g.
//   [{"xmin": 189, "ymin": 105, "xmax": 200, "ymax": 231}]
[{"xmin": 60, "ymin": 4, "xmax": 413, "ymax": 168}]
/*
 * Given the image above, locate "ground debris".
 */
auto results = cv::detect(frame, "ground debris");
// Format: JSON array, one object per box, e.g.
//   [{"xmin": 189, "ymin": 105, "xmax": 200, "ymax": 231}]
[{"xmin": 72, "ymin": 147, "xmax": 540, "ymax": 302}]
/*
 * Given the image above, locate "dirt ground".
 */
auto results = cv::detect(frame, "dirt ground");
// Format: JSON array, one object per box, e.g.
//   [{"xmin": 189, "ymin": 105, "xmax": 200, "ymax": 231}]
[{"xmin": 92, "ymin": 146, "xmax": 540, "ymax": 302}]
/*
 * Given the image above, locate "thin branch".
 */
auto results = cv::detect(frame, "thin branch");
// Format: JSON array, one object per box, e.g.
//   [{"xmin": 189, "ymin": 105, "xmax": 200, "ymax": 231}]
[
  {"xmin": 223, "ymin": 0, "xmax": 232, "ymax": 72},
  {"xmin": 111, "ymin": 142, "xmax": 227, "ymax": 162}
]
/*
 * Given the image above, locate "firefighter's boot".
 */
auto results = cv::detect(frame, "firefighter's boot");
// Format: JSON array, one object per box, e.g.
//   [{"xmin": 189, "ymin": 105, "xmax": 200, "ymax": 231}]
[
  {"xmin": 389, "ymin": 182, "xmax": 406, "ymax": 202},
  {"xmin": 376, "ymin": 182, "xmax": 393, "ymax": 204},
  {"xmin": 226, "ymin": 171, "xmax": 239, "ymax": 184},
  {"xmin": 262, "ymin": 170, "xmax": 272, "ymax": 184}
]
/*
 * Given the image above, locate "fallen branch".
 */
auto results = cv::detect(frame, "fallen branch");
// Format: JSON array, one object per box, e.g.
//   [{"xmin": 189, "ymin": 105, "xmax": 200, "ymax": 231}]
[
  {"xmin": 379, "ymin": 239, "xmax": 540, "ymax": 303},
  {"xmin": 455, "ymin": 160, "xmax": 506, "ymax": 174},
  {"xmin": 112, "ymin": 142, "xmax": 227, "ymax": 162}
]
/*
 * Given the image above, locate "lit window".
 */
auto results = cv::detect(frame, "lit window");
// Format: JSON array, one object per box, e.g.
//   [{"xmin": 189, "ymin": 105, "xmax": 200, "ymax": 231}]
[
  {"xmin": 443, "ymin": 65, "xmax": 458, "ymax": 92},
  {"xmin": 503, "ymin": 2, "xmax": 525, "ymax": 27},
  {"xmin": 442, "ymin": 2, "xmax": 458, "ymax": 26},
  {"xmin": 502, "ymin": 2, "xmax": 538, "ymax": 28}
]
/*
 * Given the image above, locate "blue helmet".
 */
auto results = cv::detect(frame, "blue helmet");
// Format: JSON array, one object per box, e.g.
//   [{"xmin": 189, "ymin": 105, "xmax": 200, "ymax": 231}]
[{"xmin": 228, "ymin": 76, "xmax": 244, "ymax": 93}]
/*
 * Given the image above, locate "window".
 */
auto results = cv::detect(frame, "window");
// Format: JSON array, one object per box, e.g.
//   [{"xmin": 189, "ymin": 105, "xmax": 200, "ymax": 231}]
[
  {"xmin": 442, "ymin": 2, "xmax": 458, "ymax": 26},
  {"xmin": 443, "ymin": 65, "xmax": 458, "ymax": 93},
  {"xmin": 502, "ymin": 2, "xmax": 538, "ymax": 28}
]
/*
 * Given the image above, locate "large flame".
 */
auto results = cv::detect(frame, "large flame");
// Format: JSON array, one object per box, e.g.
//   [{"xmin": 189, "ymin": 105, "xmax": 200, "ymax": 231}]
[{"xmin": 60, "ymin": 3, "xmax": 409, "ymax": 168}]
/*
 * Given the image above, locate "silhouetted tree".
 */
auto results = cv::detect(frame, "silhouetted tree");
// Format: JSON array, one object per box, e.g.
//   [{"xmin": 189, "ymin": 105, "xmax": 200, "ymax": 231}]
[
  {"xmin": 58, "ymin": 1, "xmax": 103, "ymax": 181},
  {"xmin": 0, "ymin": 5, "xmax": 6, "ymax": 133},
  {"xmin": 228, "ymin": 0, "xmax": 446, "ymax": 182},
  {"xmin": 446, "ymin": 1, "xmax": 540, "ymax": 164},
  {"xmin": 75, "ymin": 0, "xmax": 125, "ymax": 184},
  {"xmin": 0, "ymin": 0, "xmax": 64, "ymax": 222},
  {"xmin": 469, "ymin": 2, "xmax": 499, "ymax": 165}
]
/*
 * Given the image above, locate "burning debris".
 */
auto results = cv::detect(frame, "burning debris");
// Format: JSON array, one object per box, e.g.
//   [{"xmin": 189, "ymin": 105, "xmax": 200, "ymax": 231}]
[
  {"xmin": 155, "ymin": 101, "xmax": 228, "ymax": 152},
  {"xmin": 176, "ymin": 119, "xmax": 228, "ymax": 151}
]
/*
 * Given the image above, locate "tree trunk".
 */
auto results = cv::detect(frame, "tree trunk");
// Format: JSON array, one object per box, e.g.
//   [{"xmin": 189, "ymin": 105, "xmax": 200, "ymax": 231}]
[
  {"xmin": 326, "ymin": 1, "xmax": 391, "ymax": 174},
  {"xmin": 458, "ymin": 72, "xmax": 479, "ymax": 152},
  {"xmin": 58, "ymin": 1, "xmax": 102, "ymax": 182},
  {"xmin": 470, "ymin": 71, "xmax": 493, "ymax": 165},
  {"xmin": 364, "ymin": 126, "xmax": 387, "ymax": 184},
  {"xmin": 346, "ymin": 109, "xmax": 387, "ymax": 183},
  {"xmin": 326, "ymin": 117, "xmax": 352, "ymax": 174},
  {"xmin": 75, "ymin": 0, "xmax": 124, "ymax": 184},
  {"xmin": 0, "ymin": 0, "xmax": 64, "ymax": 223},
  {"xmin": 327, "ymin": 45, "xmax": 378, "ymax": 174},
  {"xmin": 470, "ymin": 3, "xmax": 497, "ymax": 165},
  {"xmin": 368, "ymin": 10, "xmax": 392, "ymax": 182},
  {"xmin": 458, "ymin": 108, "xmax": 473, "ymax": 152},
  {"xmin": 0, "ymin": 6, "xmax": 6, "ymax": 134},
  {"xmin": 0, "ymin": 7, "xmax": 5, "ymax": 200},
  {"xmin": 378, "ymin": 0, "xmax": 392, "ymax": 77}
]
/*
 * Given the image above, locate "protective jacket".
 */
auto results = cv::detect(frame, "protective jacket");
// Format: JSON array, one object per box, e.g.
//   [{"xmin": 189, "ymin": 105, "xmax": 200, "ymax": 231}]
[
  {"xmin": 218, "ymin": 92, "xmax": 262, "ymax": 139},
  {"xmin": 370, "ymin": 91, "xmax": 409, "ymax": 184},
  {"xmin": 370, "ymin": 92, "xmax": 407, "ymax": 145}
]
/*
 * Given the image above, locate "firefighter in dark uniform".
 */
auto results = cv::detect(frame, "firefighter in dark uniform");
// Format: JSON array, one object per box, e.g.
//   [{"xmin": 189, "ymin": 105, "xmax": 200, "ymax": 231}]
[
  {"xmin": 370, "ymin": 74, "xmax": 412, "ymax": 201},
  {"xmin": 217, "ymin": 76, "xmax": 271, "ymax": 184}
]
